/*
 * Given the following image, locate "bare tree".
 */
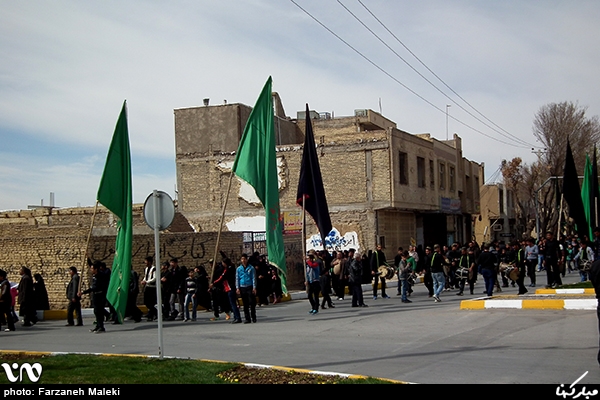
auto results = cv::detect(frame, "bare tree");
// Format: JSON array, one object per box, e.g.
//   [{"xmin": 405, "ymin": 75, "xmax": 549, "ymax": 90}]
[
  {"xmin": 529, "ymin": 101, "xmax": 600, "ymax": 236},
  {"xmin": 533, "ymin": 101, "xmax": 600, "ymax": 174},
  {"xmin": 501, "ymin": 157, "xmax": 544, "ymax": 238}
]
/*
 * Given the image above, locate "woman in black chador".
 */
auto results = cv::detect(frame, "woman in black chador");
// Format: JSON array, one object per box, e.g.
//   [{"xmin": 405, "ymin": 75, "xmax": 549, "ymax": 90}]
[{"xmin": 33, "ymin": 273, "xmax": 50, "ymax": 311}]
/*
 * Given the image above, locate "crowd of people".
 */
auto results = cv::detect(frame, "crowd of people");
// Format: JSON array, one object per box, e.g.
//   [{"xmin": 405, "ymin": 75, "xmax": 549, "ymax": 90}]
[
  {"xmin": 74, "ymin": 251, "xmax": 286, "ymax": 332},
  {"xmin": 138, "ymin": 251, "xmax": 283, "ymax": 328},
  {"xmin": 3, "ymin": 229, "xmax": 600, "ymax": 333},
  {"xmin": 0, "ymin": 266, "xmax": 49, "ymax": 332},
  {"xmin": 303, "ymin": 230, "xmax": 600, "ymax": 312}
]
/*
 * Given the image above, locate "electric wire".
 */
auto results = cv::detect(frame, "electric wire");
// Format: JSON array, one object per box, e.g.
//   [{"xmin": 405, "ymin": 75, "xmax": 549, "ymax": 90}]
[
  {"xmin": 290, "ymin": 0, "xmax": 531, "ymax": 149},
  {"xmin": 348, "ymin": 0, "xmax": 538, "ymax": 149},
  {"xmin": 356, "ymin": 0, "xmax": 539, "ymax": 149}
]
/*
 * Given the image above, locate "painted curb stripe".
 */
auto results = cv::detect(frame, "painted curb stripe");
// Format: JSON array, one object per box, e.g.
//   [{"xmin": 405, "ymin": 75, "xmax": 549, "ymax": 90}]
[
  {"xmin": 522, "ymin": 300, "xmax": 564, "ymax": 309},
  {"xmin": 564, "ymin": 299, "xmax": 598, "ymax": 309},
  {"xmin": 486, "ymin": 300, "xmax": 522, "ymax": 308},
  {"xmin": 535, "ymin": 288, "xmax": 595, "ymax": 295},
  {"xmin": 460, "ymin": 299, "xmax": 597, "ymax": 310},
  {"xmin": 460, "ymin": 300, "xmax": 485, "ymax": 310}
]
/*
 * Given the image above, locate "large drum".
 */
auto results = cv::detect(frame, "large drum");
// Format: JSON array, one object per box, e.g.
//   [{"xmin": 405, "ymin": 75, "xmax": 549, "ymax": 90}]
[
  {"xmin": 506, "ymin": 266, "xmax": 519, "ymax": 281},
  {"xmin": 579, "ymin": 259, "xmax": 592, "ymax": 272},
  {"xmin": 499, "ymin": 262, "xmax": 519, "ymax": 282},
  {"xmin": 456, "ymin": 267, "xmax": 470, "ymax": 279},
  {"xmin": 407, "ymin": 273, "xmax": 417, "ymax": 285},
  {"xmin": 378, "ymin": 265, "xmax": 395, "ymax": 280},
  {"xmin": 499, "ymin": 262, "xmax": 512, "ymax": 272}
]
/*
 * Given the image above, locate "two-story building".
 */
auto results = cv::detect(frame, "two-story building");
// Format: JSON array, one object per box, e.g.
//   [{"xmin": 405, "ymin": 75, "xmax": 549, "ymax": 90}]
[
  {"xmin": 174, "ymin": 95, "xmax": 484, "ymax": 260},
  {"xmin": 474, "ymin": 183, "xmax": 518, "ymax": 245}
]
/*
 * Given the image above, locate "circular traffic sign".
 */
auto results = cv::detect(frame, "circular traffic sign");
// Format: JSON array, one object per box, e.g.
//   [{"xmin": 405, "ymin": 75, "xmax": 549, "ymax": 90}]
[{"xmin": 143, "ymin": 190, "xmax": 175, "ymax": 231}]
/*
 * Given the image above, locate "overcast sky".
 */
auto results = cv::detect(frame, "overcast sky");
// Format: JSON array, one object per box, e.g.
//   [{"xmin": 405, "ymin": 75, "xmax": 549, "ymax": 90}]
[{"xmin": 1, "ymin": 0, "xmax": 599, "ymax": 211}]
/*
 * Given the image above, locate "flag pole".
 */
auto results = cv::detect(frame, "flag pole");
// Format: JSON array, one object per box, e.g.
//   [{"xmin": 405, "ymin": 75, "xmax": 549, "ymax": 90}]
[
  {"xmin": 80, "ymin": 200, "xmax": 100, "ymax": 293},
  {"xmin": 302, "ymin": 196, "xmax": 306, "ymax": 260},
  {"xmin": 210, "ymin": 170, "xmax": 235, "ymax": 282},
  {"xmin": 302, "ymin": 196, "xmax": 309, "ymax": 292},
  {"xmin": 557, "ymin": 194, "xmax": 564, "ymax": 238},
  {"xmin": 590, "ymin": 145, "xmax": 598, "ymax": 228}
]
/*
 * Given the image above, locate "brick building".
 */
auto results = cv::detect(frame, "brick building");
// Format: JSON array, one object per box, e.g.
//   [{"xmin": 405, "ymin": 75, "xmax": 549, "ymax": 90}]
[
  {"xmin": 174, "ymin": 96, "xmax": 484, "ymax": 261},
  {"xmin": 474, "ymin": 183, "xmax": 518, "ymax": 244}
]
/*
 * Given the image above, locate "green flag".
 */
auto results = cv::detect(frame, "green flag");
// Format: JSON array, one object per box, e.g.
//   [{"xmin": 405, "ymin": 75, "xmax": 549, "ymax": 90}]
[
  {"xmin": 97, "ymin": 101, "xmax": 133, "ymax": 323},
  {"xmin": 582, "ymin": 154, "xmax": 593, "ymax": 239},
  {"xmin": 232, "ymin": 77, "xmax": 287, "ymax": 293}
]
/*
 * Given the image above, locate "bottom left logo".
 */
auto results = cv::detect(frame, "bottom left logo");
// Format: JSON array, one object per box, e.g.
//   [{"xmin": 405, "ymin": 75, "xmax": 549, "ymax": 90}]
[{"xmin": 1, "ymin": 362, "xmax": 43, "ymax": 383}]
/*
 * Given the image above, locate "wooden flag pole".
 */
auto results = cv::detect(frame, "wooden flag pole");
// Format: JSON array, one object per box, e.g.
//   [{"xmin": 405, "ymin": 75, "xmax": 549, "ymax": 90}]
[
  {"xmin": 80, "ymin": 200, "xmax": 100, "ymax": 293},
  {"xmin": 302, "ymin": 196, "xmax": 309, "ymax": 292},
  {"xmin": 210, "ymin": 170, "xmax": 235, "ymax": 283},
  {"xmin": 302, "ymin": 196, "xmax": 306, "ymax": 260},
  {"xmin": 595, "ymin": 185, "xmax": 598, "ymax": 229},
  {"xmin": 557, "ymin": 194, "xmax": 564, "ymax": 238}
]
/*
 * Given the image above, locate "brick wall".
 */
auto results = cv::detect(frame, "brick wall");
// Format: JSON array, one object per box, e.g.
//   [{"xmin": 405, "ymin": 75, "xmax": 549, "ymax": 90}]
[{"xmin": 0, "ymin": 207, "xmax": 305, "ymax": 310}]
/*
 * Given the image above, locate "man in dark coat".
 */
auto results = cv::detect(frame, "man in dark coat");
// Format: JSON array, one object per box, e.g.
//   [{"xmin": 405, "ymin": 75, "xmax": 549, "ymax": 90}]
[
  {"xmin": 349, "ymin": 252, "xmax": 367, "ymax": 308},
  {"xmin": 66, "ymin": 266, "xmax": 83, "ymax": 326},
  {"xmin": 81, "ymin": 262, "xmax": 107, "ymax": 333},
  {"xmin": 543, "ymin": 231, "xmax": 564, "ymax": 288},
  {"xmin": 370, "ymin": 244, "xmax": 390, "ymax": 300}
]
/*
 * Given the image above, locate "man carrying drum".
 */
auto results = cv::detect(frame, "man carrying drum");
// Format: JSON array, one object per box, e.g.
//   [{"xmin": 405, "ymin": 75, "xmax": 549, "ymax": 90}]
[
  {"xmin": 511, "ymin": 240, "xmax": 528, "ymax": 295},
  {"xmin": 370, "ymin": 244, "xmax": 390, "ymax": 300},
  {"xmin": 456, "ymin": 246, "xmax": 475, "ymax": 296}
]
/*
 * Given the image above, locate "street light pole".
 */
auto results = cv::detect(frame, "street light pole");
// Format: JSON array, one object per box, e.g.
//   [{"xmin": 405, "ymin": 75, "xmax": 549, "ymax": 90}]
[{"xmin": 446, "ymin": 104, "xmax": 451, "ymax": 140}]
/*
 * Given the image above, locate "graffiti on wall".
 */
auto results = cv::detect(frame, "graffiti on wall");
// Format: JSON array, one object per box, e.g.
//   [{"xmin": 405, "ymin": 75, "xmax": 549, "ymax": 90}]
[{"xmin": 306, "ymin": 228, "xmax": 360, "ymax": 253}]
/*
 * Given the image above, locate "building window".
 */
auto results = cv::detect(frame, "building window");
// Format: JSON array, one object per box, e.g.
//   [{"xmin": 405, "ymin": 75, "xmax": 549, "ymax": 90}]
[
  {"xmin": 429, "ymin": 159, "xmax": 435, "ymax": 188},
  {"xmin": 466, "ymin": 175, "xmax": 472, "ymax": 199},
  {"xmin": 439, "ymin": 162, "xmax": 446, "ymax": 190},
  {"xmin": 449, "ymin": 165, "xmax": 455, "ymax": 192},
  {"xmin": 417, "ymin": 157, "xmax": 426, "ymax": 188},
  {"xmin": 399, "ymin": 151, "xmax": 408, "ymax": 185}
]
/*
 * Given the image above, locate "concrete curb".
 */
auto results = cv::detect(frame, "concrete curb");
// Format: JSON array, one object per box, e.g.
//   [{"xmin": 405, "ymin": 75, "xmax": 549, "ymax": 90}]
[
  {"xmin": 460, "ymin": 296, "xmax": 598, "ymax": 310},
  {"xmin": 0, "ymin": 350, "xmax": 410, "ymax": 384},
  {"xmin": 534, "ymin": 288, "xmax": 596, "ymax": 295}
]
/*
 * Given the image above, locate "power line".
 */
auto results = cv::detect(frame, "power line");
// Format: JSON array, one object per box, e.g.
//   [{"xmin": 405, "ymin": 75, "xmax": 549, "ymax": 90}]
[
  {"xmin": 485, "ymin": 165, "xmax": 502, "ymax": 184},
  {"xmin": 289, "ymin": 0, "xmax": 532, "ymax": 149},
  {"xmin": 350, "ymin": 0, "xmax": 538, "ymax": 149}
]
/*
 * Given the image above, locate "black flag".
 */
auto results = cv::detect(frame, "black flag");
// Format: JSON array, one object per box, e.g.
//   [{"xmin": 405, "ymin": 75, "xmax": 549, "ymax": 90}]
[
  {"xmin": 297, "ymin": 104, "xmax": 332, "ymax": 244},
  {"xmin": 562, "ymin": 140, "xmax": 587, "ymax": 239}
]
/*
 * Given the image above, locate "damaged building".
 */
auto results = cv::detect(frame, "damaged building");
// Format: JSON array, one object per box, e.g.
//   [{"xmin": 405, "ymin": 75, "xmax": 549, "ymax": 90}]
[{"xmin": 174, "ymin": 93, "xmax": 483, "ymax": 260}]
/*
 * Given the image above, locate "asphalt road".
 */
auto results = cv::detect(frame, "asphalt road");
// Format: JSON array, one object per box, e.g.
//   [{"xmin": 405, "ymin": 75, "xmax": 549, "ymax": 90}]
[{"xmin": 2, "ymin": 270, "xmax": 599, "ymax": 385}]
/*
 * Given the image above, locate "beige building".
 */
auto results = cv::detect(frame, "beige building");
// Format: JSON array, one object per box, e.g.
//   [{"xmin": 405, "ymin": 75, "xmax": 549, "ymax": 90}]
[
  {"xmin": 174, "ymin": 96, "xmax": 484, "ymax": 260},
  {"xmin": 474, "ymin": 183, "xmax": 517, "ymax": 244}
]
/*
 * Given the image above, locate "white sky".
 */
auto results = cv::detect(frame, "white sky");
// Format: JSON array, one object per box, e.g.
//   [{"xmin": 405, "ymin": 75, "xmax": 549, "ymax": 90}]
[{"xmin": 1, "ymin": 0, "xmax": 599, "ymax": 211}]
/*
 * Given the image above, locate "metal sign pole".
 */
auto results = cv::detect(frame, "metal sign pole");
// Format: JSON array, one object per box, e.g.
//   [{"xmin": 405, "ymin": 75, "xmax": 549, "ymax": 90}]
[
  {"xmin": 143, "ymin": 189, "xmax": 175, "ymax": 360},
  {"xmin": 153, "ymin": 190, "xmax": 164, "ymax": 359}
]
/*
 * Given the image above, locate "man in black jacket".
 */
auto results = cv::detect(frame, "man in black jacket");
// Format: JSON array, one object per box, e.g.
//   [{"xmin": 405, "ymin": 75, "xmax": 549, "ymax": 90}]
[
  {"xmin": 428, "ymin": 244, "xmax": 447, "ymax": 302},
  {"xmin": 370, "ymin": 244, "xmax": 390, "ymax": 300},
  {"xmin": 66, "ymin": 267, "xmax": 83, "ymax": 326},
  {"xmin": 543, "ymin": 231, "xmax": 564, "ymax": 288},
  {"xmin": 164, "ymin": 258, "xmax": 185, "ymax": 320},
  {"xmin": 81, "ymin": 262, "xmax": 106, "ymax": 333},
  {"xmin": 477, "ymin": 244, "xmax": 498, "ymax": 297}
]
